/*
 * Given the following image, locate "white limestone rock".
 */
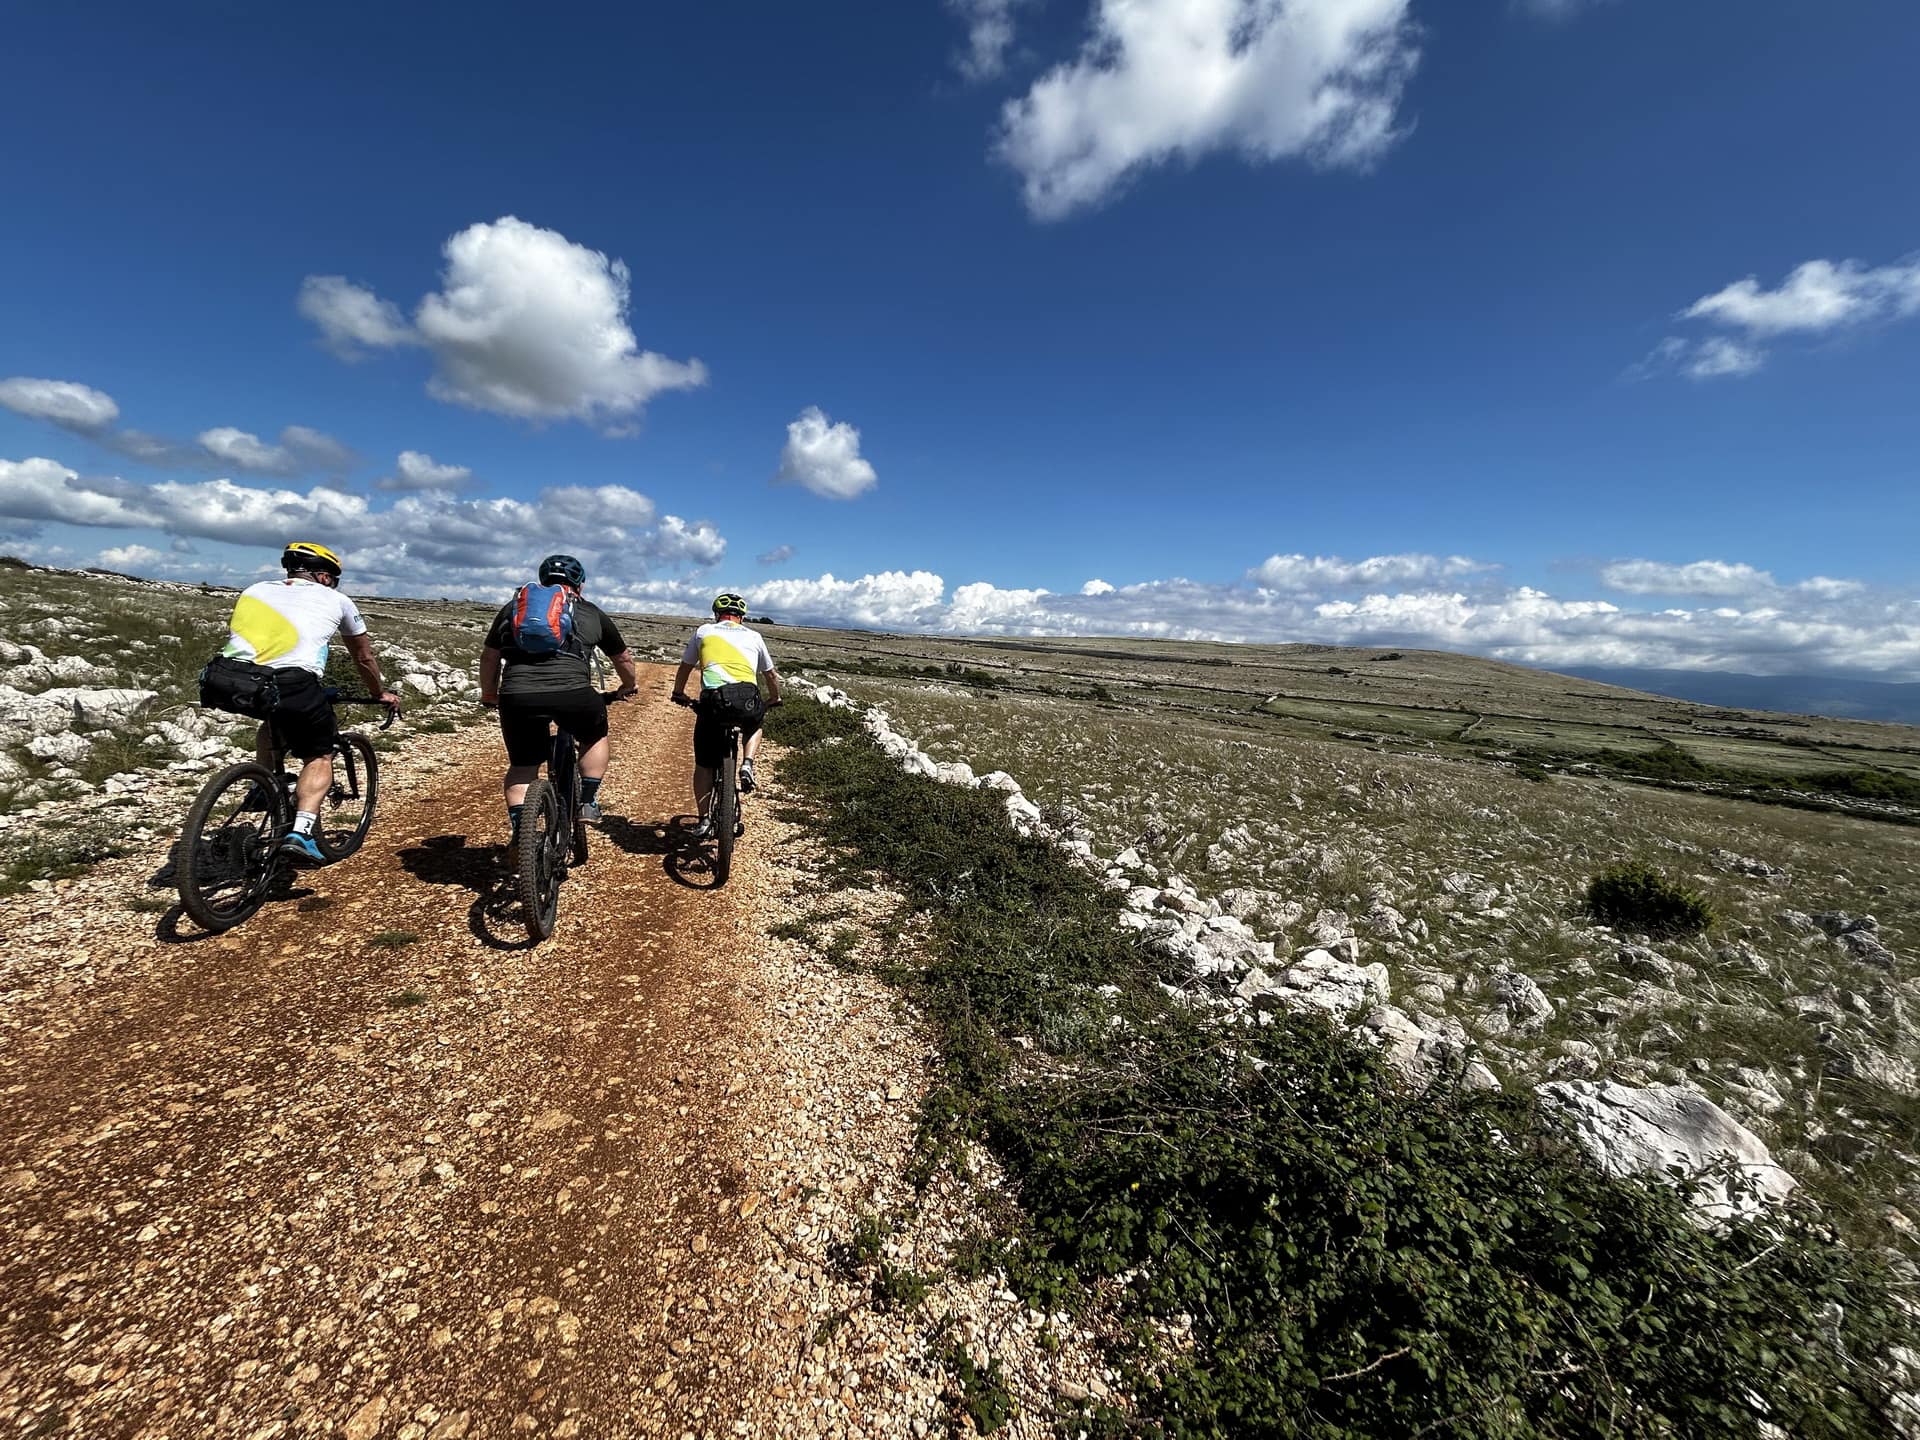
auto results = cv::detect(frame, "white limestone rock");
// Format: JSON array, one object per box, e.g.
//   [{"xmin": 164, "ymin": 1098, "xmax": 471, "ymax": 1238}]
[
  {"xmin": 1485, "ymin": 969, "xmax": 1555, "ymax": 1030},
  {"xmin": 27, "ymin": 732, "xmax": 91, "ymax": 765},
  {"xmin": 1537, "ymin": 1080, "xmax": 1796, "ymax": 1218}
]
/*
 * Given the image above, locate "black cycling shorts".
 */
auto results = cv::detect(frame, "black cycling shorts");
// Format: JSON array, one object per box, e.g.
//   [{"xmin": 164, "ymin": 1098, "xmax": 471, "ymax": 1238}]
[
  {"xmin": 499, "ymin": 689, "xmax": 608, "ymax": 766},
  {"xmin": 268, "ymin": 669, "xmax": 338, "ymax": 761},
  {"xmin": 693, "ymin": 684, "xmax": 765, "ymax": 770}
]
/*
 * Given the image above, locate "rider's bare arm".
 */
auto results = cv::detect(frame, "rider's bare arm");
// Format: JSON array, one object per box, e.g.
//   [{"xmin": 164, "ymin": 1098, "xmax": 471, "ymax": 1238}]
[
  {"xmin": 346, "ymin": 632, "xmax": 401, "ymax": 708},
  {"xmin": 610, "ymin": 648, "xmax": 640, "ymax": 698},
  {"xmin": 672, "ymin": 661, "xmax": 697, "ymax": 703},
  {"xmin": 479, "ymin": 645, "xmax": 503, "ymax": 705},
  {"xmin": 763, "ymin": 667, "xmax": 781, "ymax": 704}
]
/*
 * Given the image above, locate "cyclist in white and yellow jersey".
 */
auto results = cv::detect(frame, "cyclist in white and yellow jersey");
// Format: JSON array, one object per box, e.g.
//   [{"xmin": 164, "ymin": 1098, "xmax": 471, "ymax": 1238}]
[
  {"xmin": 219, "ymin": 542, "xmax": 401, "ymax": 863},
  {"xmin": 671, "ymin": 592, "xmax": 781, "ymax": 837}
]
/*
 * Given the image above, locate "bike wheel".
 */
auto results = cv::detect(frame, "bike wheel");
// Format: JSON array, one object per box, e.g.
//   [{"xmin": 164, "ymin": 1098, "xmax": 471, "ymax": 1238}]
[
  {"xmin": 313, "ymin": 732, "xmax": 379, "ymax": 861},
  {"xmin": 517, "ymin": 779, "xmax": 564, "ymax": 942},
  {"xmin": 177, "ymin": 762, "xmax": 286, "ymax": 932},
  {"xmin": 714, "ymin": 750, "xmax": 737, "ymax": 885}
]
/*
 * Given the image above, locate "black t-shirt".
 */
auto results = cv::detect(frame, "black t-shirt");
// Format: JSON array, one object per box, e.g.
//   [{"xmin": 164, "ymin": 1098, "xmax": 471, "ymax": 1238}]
[{"xmin": 486, "ymin": 594, "xmax": 627, "ymax": 698}]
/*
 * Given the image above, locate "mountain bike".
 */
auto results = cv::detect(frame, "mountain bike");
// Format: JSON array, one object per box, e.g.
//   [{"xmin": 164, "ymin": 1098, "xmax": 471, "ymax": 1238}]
[
  {"xmin": 515, "ymin": 691, "xmax": 627, "ymax": 941},
  {"xmin": 673, "ymin": 692, "xmax": 778, "ymax": 886},
  {"xmin": 176, "ymin": 693, "xmax": 396, "ymax": 932}
]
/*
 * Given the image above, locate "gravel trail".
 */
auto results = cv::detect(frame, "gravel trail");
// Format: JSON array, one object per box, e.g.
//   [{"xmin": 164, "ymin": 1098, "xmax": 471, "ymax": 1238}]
[{"xmin": 0, "ymin": 665, "xmax": 787, "ymax": 1438}]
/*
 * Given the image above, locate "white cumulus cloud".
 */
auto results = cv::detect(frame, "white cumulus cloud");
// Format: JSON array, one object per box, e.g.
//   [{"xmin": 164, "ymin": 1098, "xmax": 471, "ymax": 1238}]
[
  {"xmin": 1641, "ymin": 252, "xmax": 1920, "ymax": 381},
  {"xmin": 757, "ymin": 544, "xmax": 796, "ymax": 566},
  {"xmin": 775, "ymin": 407, "xmax": 878, "ymax": 500},
  {"xmin": 1600, "ymin": 558, "xmax": 1870, "ymax": 602},
  {"xmin": 376, "ymin": 450, "xmax": 477, "ymax": 494},
  {"xmin": 1683, "ymin": 257, "xmax": 1920, "ymax": 337},
  {"xmin": 0, "ymin": 456, "xmax": 725, "ymax": 599},
  {"xmin": 300, "ymin": 217, "xmax": 709, "ymax": 428},
  {"xmin": 1600, "ymin": 559, "xmax": 1775, "ymax": 597},
  {"xmin": 195, "ymin": 425, "xmax": 355, "ymax": 476},
  {"xmin": 297, "ymin": 275, "xmax": 417, "ymax": 357},
  {"xmin": 996, "ymin": 0, "xmax": 1418, "ymax": 220},
  {"xmin": 1081, "ymin": 578, "xmax": 1116, "ymax": 596},
  {"xmin": 1250, "ymin": 552, "xmax": 1492, "ymax": 589},
  {"xmin": 198, "ymin": 427, "xmax": 292, "ymax": 472},
  {"xmin": 0, "ymin": 377, "xmax": 121, "ymax": 432},
  {"xmin": 95, "ymin": 543, "xmax": 171, "ymax": 571}
]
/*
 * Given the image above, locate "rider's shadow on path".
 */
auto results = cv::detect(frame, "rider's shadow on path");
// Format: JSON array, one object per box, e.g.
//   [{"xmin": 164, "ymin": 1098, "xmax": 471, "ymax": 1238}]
[
  {"xmin": 396, "ymin": 834, "xmax": 534, "ymax": 950},
  {"xmin": 147, "ymin": 843, "xmax": 314, "ymax": 944},
  {"xmin": 598, "ymin": 814, "xmax": 721, "ymax": 891}
]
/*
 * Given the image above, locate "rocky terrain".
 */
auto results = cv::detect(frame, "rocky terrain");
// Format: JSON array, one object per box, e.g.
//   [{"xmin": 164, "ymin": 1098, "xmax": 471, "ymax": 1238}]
[
  {"xmin": 2, "ymin": 558, "xmax": 1917, "ymax": 1433},
  {"xmin": 806, "ymin": 668, "xmax": 1920, "ymax": 1258}
]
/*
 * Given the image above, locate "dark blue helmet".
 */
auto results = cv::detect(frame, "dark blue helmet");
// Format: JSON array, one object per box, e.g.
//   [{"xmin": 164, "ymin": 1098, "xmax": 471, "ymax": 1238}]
[{"xmin": 538, "ymin": 553, "xmax": 585, "ymax": 589}]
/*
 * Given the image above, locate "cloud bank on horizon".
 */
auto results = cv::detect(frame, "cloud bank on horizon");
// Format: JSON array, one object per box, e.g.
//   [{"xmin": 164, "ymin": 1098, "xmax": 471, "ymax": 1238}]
[{"xmin": 2, "ymin": 450, "xmax": 1914, "ymax": 680}]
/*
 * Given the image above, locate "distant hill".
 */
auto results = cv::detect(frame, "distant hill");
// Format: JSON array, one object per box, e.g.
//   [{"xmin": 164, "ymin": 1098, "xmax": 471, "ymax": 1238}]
[{"xmin": 1560, "ymin": 666, "xmax": 1920, "ymax": 725}]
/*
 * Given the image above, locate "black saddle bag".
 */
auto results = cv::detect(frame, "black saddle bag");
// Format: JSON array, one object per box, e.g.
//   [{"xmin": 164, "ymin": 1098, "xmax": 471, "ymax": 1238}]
[
  {"xmin": 199, "ymin": 655, "xmax": 282, "ymax": 719},
  {"xmin": 704, "ymin": 681, "xmax": 765, "ymax": 728}
]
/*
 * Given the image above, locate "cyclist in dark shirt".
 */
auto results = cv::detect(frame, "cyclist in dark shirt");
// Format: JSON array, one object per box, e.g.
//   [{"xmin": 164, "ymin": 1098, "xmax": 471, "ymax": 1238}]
[{"xmin": 479, "ymin": 555, "xmax": 639, "ymax": 849}]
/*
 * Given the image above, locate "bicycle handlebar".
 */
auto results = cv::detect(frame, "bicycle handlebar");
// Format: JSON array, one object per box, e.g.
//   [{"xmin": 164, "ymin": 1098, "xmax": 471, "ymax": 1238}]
[{"xmin": 324, "ymin": 692, "xmax": 400, "ymax": 730}]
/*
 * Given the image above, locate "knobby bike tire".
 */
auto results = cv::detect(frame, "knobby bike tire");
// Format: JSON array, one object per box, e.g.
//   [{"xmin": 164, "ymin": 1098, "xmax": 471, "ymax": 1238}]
[
  {"xmin": 714, "ymin": 745, "xmax": 737, "ymax": 885},
  {"xmin": 569, "ymin": 765, "xmax": 589, "ymax": 867},
  {"xmin": 314, "ymin": 732, "xmax": 379, "ymax": 861},
  {"xmin": 177, "ymin": 761, "xmax": 286, "ymax": 933},
  {"xmin": 517, "ymin": 779, "xmax": 564, "ymax": 942}
]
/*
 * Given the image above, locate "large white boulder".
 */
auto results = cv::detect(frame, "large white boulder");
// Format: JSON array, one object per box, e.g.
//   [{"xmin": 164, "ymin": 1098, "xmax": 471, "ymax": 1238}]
[
  {"xmin": 1537, "ymin": 1080, "xmax": 1796, "ymax": 1218},
  {"xmin": 38, "ymin": 686, "xmax": 159, "ymax": 728}
]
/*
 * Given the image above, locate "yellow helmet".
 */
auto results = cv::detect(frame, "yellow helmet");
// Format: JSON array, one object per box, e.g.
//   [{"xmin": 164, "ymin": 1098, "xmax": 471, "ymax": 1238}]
[{"xmin": 281, "ymin": 541, "xmax": 342, "ymax": 577}]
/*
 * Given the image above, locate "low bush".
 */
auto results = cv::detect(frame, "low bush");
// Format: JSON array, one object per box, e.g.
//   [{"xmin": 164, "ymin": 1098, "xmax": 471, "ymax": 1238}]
[
  {"xmin": 1585, "ymin": 861, "xmax": 1716, "ymax": 937},
  {"xmin": 0, "ymin": 826, "xmax": 132, "ymax": 896},
  {"xmin": 766, "ymin": 701, "xmax": 1905, "ymax": 1439}
]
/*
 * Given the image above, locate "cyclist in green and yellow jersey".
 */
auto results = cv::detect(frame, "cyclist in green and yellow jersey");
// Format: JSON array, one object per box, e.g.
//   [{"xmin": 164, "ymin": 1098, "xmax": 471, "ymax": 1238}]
[{"xmin": 671, "ymin": 592, "xmax": 781, "ymax": 837}]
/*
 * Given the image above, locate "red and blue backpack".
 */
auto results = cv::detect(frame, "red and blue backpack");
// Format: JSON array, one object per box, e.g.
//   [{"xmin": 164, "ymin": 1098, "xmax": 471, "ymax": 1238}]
[{"xmin": 510, "ymin": 582, "xmax": 577, "ymax": 655}]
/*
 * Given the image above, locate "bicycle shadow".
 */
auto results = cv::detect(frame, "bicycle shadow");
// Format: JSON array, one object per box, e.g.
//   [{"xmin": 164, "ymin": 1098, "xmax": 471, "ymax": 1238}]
[
  {"xmin": 395, "ymin": 833, "xmax": 535, "ymax": 951},
  {"xmin": 148, "ymin": 843, "xmax": 316, "ymax": 944},
  {"xmin": 597, "ymin": 814, "xmax": 723, "ymax": 891}
]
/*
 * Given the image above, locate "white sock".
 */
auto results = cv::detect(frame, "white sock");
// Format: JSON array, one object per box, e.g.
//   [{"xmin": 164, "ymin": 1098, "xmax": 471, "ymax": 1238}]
[{"xmin": 293, "ymin": 811, "xmax": 318, "ymax": 835}]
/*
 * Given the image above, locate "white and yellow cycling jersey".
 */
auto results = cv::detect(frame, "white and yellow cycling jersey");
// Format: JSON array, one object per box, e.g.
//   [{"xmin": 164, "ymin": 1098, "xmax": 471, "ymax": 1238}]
[
  {"xmin": 680, "ymin": 619, "xmax": 776, "ymax": 690},
  {"xmin": 222, "ymin": 577, "xmax": 368, "ymax": 676}
]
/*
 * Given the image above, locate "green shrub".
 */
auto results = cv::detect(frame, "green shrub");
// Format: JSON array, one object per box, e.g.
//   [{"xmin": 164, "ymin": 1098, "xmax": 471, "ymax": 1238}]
[
  {"xmin": 0, "ymin": 826, "xmax": 131, "ymax": 896},
  {"xmin": 769, "ymin": 700, "xmax": 1903, "ymax": 1438},
  {"xmin": 1795, "ymin": 769, "xmax": 1920, "ymax": 806},
  {"xmin": 1585, "ymin": 861, "xmax": 1716, "ymax": 937}
]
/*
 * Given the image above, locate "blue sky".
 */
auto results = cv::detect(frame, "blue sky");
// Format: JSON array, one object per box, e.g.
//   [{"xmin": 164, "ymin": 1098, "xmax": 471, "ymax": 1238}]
[{"xmin": 2, "ymin": 0, "xmax": 1917, "ymax": 675}]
